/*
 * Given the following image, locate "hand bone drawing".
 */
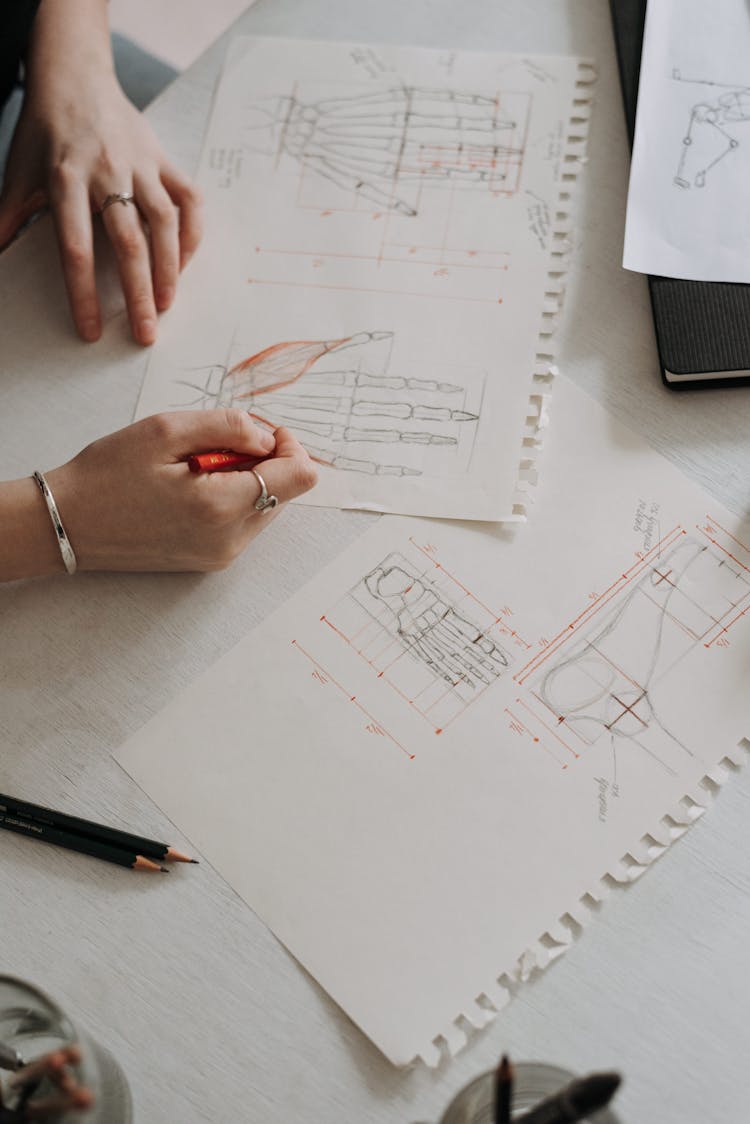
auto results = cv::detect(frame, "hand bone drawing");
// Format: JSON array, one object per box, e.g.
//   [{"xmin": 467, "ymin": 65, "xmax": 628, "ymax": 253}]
[{"xmin": 177, "ymin": 331, "xmax": 480, "ymax": 476}]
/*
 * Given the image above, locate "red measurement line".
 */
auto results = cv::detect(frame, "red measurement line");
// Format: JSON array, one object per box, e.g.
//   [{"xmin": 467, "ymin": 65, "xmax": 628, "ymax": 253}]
[
  {"xmin": 320, "ymin": 614, "xmax": 352, "ymax": 643},
  {"xmin": 696, "ymin": 528, "xmax": 750, "ymax": 576},
  {"xmin": 516, "ymin": 525, "xmax": 684, "ymax": 684},
  {"xmin": 291, "ymin": 639, "xmax": 414, "ymax": 759},
  {"xmin": 515, "ymin": 698, "xmax": 579, "ymax": 760},
  {"xmin": 705, "ymin": 515, "xmax": 750, "ymax": 555}
]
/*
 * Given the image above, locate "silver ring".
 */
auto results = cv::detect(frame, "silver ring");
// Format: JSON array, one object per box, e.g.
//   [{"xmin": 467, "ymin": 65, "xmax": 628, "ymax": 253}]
[
  {"xmin": 250, "ymin": 469, "xmax": 278, "ymax": 514},
  {"xmin": 97, "ymin": 192, "xmax": 135, "ymax": 215}
]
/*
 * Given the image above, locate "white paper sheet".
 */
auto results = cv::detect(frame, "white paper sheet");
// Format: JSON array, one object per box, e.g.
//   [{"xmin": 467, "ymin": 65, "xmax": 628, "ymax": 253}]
[
  {"xmin": 623, "ymin": 0, "xmax": 750, "ymax": 282},
  {"xmin": 116, "ymin": 374, "xmax": 750, "ymax": 1065},
  {"xmin": 135, "ymin": 37, "xmax": 594, "ymax": 519}
]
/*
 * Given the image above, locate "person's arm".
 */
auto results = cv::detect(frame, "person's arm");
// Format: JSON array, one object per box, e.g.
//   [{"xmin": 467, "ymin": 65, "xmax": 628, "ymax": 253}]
[
  {"xmin": 0, "ymin": 477, "xmax": 65, "ymax": 581},
  {"xmin": 0, "ymin": 411, "xmax": 318, "ymax": 583},
  {"xmin": 0, "ymin": 0, "xmax": 203, "ymax": 345}
]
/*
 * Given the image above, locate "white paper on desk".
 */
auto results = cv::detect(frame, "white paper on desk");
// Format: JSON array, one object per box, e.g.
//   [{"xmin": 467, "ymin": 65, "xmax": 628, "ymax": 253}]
[
  {"xmin": 116, "ymin": 374, "xmax": 750, "ymax": 1066},
  {"xmin": 135, "ymin": 37, "xmax": 595, "ymax": 520},
  {"xmin": 623, "ymin": 0, "xmax": 750, "ymax": 282}
]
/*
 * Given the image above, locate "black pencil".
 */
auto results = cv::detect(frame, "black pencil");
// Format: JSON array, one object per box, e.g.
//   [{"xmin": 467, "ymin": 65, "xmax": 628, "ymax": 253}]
[
  {"xmin": 0, "ymin": 792, "xmax": 196, "ymax": 863},
  {"xmin": 495, "ymin": 1054, "xmax": 514, "ymax": 1124},
  {"xmin": 0, "ymin": 813, "xmax": 168, "ymax": 872}
]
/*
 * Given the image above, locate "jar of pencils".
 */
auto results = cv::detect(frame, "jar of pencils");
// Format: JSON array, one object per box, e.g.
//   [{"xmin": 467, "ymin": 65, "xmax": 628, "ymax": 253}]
[
  {"xmin": 0, "ymin": 977, "xmax": 132, "ymax": 1123},
  {"xmin": 438, "ymin": 1062, "xmax": 622, "ymax": 1123}
]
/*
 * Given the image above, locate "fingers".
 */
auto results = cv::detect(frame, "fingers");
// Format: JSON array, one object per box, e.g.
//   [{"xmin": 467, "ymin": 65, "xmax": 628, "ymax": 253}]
[
  {"xmin": 49, "ymin": 170, "xmax": 102, "ymax": 342},
  {"xmin": 160, "ymin": 162, "xmax": 204, "ymax": 269},
  {"xmin": 100, "ymin": 189, "xmax": 158, "ymax": 346},
  {"xmin": 216, "ymin": 427, "xmax": 318, "ymax": 513},
  {"xmin": 143, "ymin": 408, "xmax": 276, "ymax": 460},
  {"xmin": 134, "ymin": 172, "xmax": 179, "ymax": 313}
]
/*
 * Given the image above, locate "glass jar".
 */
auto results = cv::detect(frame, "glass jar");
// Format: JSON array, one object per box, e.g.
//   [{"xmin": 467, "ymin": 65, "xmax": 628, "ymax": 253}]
[
  {"xmin": 0, "ymin": 976, "xmax": 132, "ymax": 1123},
  {"xmin": 438, "ymin": 1062, "xmax": 622, "ymax": 1124}
]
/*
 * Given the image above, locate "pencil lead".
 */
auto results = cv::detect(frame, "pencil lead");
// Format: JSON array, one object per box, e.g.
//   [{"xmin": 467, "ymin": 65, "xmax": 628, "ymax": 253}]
[
  {"xmin": 189, "ymin": 859, "xmax": 200, "ymax": 864},
  {"xmin": 160, "ymin": 866, "xmax": 170, "ymax": 873}
]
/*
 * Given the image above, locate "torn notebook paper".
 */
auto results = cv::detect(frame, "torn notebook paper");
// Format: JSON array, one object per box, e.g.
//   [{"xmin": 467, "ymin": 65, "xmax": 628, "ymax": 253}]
[{"xmin": 134, "ymin": 36, "xmax": 594, "ymax": 520}]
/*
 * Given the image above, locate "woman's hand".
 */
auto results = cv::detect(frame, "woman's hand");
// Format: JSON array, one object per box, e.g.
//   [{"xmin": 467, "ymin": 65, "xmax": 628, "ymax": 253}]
[
  {"xmin": 0, "ymin": 411, "xmax": 316, "ymax": 582},
  {"xmin": 0, "ymin": 0, "xmax": 202, "ymax": 346},
  {"xmin": 42, "ymin": 411, "xmax": 318, "ymax": 573}
]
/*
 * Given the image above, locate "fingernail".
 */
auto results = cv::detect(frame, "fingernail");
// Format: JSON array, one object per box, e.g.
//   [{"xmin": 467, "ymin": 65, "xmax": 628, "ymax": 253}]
[
  {"xmin": 259, "ymin": 430, "xmax": 275, "ymax": 452},
  {"xmin": 139, "ymin": 319, "xmax": 157, "ymax": 345},
  {"xmin": 81, "ymin": 319, "xmax": 100, "ymax": 342},
  {"xmin": 156, "ymin": 287, "xmax": 174, "ymax": 310}
]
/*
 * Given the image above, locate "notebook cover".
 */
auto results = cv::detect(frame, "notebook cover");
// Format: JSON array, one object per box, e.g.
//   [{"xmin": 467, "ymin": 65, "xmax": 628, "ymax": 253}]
[{"xmin": 610, "ymin": 0, "xmax": 750, "ymax": 389}]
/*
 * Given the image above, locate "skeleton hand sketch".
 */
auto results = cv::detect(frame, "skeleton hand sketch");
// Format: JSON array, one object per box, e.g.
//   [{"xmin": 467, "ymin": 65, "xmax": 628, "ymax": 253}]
[
  {"xmin": 673, "ymin": 76, "xmax": 750, "ymax": 188},
  {"xmin": 177, "ymin": 331, "xmax": 480, "ymax": 477},
  {"xmin": 244, "ymin": 86, "xmax": 523, "ymax": 214},
  {"xmin": 362, "ymin": 556, "xmax": 510, "ymax": 689}
]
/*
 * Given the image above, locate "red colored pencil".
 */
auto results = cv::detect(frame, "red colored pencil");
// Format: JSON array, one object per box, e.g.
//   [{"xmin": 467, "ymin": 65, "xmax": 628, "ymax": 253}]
[{"xmin": 187, "ymin": 450, "xmax": 257, "ymax": 474}]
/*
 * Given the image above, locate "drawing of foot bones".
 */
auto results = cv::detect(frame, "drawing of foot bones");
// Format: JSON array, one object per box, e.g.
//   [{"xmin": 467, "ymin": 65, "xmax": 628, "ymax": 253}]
[
  {"xmin": 357, "ymin": 553, "xmax": 511, "ymax": 693},
  {"xmin": 177, "ymin": 331, "xmax": 480, "ymax": 477},
  {"xmin": 244, "ymin": 87, "xmax": 526, "ymax": 214},
  {"xmin": 531, "ymin": 537, "xmax": 749, "ymax": 775},
  {"xmin": 673, "ymin": 72, "xmax": 750, "ymax": 188}
]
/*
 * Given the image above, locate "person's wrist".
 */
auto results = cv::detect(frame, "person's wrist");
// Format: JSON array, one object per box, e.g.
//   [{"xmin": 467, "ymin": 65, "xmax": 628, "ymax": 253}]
[
  {"xmin": 44, "ymin": 464, "xmax": 96, "ymax": 572},
  {"xmin": 0, "ymin": 478, "xmax": 66, "ymax": 581}
]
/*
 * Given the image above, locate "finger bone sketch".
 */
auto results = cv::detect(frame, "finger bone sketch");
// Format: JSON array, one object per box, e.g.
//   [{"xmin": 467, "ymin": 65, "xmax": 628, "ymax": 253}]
[
  {"xmin": 244, "ymin": 85, "xmax": 528, "ymax": 214},
  {"xmin": 672, "ymin": 70, "xmax": 750, "ymax": 188},
  {"xmin": 324, "ymin": 550, "xmax": 513, "ymax": 732},
  {"xmin": 176, "ymin": 330, "xmax": 481, "ymax": 477},
  {"xmin": 529, "ymin": 535, "xmax": 750, "ymax": 775}
]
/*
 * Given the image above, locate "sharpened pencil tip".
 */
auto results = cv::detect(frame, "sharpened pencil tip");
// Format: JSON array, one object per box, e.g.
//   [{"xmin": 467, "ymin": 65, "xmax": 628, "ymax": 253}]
[
  {"xmin": 160, "ymin": 866, "xmax": 170, "ymax": 873},
  {"xmin": 189, "ymin": 859, "xmax": 200, "ymax": 864}
]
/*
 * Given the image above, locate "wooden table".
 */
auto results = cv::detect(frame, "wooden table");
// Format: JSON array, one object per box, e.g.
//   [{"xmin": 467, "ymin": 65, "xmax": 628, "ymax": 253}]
[{"xmin": 2, "ymin": 1, "xmax": 749, "ymax": 1120}]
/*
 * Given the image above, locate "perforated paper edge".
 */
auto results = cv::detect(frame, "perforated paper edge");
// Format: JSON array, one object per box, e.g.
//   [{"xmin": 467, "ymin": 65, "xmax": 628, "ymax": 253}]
[
  {"xmin": 510, "ymin": 60, "xmax": 597, "ymax": 520},
  {"xmin": 413, "ymin": 738, "xmax": 750, "ymax": 1067}
]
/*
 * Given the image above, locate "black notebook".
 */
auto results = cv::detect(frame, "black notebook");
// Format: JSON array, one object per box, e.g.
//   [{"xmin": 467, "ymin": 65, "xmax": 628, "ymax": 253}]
[{"xmin": 610, "ymin": 0, "xmax": 750, "ymax": 389}]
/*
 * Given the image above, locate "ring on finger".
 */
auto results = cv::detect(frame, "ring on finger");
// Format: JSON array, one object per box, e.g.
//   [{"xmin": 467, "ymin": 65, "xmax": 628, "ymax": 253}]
[
  {"xmin": 250, "ymin": 469, "xmax": 278, "ymax": 514},
  {"xmin": 95, "ymin": 191, "xmax": 135, "ymax": 215}
]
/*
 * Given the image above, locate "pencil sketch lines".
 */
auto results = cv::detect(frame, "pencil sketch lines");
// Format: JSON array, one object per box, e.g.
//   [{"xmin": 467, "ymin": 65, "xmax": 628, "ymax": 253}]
[
  {"xmin": 245, "ymin": 85, "xmax": 529, "ymax": 214},
  {"xmin": 323, "ymin": 549, "xmax": 514, "ymax": 732},
  {"xmin": 672, "ymin": 70, "xmax": 750, "ymax": 189},
  {"xmin": 175, "ymin": 330, "xmax": 482, "ymax": 477},
  {"xmin": 523, "ymin": 533, "xmax": 750, "ymax": 774}
]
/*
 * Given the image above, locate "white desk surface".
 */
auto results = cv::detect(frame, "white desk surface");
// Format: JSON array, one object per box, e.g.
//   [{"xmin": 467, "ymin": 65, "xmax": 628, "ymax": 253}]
[{"xmin": 2, "ymin": 2, "xmax": 749, "ymax": 1121}]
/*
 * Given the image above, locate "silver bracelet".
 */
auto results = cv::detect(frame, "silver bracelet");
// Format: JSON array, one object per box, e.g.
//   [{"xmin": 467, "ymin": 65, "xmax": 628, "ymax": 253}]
[{"xmin": 32, "ymin": 471, "xmax": 77, "ymax": 575}]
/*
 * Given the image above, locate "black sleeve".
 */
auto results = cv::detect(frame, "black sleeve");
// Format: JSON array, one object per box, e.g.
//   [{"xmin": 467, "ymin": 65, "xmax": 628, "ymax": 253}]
[{"xmin": 0, "ymin": 0, "xmax": 42, "ymax": 111}]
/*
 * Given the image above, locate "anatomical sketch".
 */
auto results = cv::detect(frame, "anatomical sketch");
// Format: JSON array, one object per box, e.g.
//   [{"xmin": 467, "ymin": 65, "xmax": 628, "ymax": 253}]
[
  {"xmin": 326, "ymin": 550, "xmax": 513, "ymax": 730},
  {"xmin": 528, "ymin": 535, "xmax": 750, "ymax": 775},
  {"xmin": 244, "ymin": 85, "xmax": 529, "ymax": 214},
  {"xmin": 176, "ymin": 330, "xmax": 482, "ymax": 477},
  {"xmin": 672, "ymin": 70, "xmax": 750, "ymax": 189}
]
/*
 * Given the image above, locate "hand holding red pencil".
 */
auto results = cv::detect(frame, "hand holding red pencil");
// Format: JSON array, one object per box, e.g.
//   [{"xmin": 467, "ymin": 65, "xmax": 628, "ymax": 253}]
[{"xmin": 28, "ymin": 410, "xmax": 317, "ymax": 574}]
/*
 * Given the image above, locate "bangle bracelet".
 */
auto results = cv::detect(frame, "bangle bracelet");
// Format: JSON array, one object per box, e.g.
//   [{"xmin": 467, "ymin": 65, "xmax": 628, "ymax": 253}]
[{"xmin": 32, "ymin": 471, "xmax": 77, "ymax": 575}]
